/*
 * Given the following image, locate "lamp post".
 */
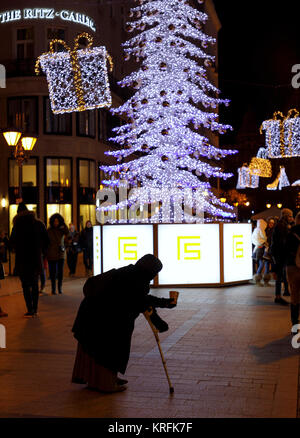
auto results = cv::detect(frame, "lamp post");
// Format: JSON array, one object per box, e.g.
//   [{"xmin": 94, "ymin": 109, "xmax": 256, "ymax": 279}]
[{"xmin": 2, "ymin": 130, "xmax": 37, "ymax": 198}]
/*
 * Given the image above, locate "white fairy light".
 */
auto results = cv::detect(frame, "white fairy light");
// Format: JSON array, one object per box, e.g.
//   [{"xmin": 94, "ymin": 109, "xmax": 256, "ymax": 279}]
[
  {"xmin": 99, "ymin": 0, "xmax": 237, "ymax": 222},
  {"xmin": 236, "ymin": 165, "xmax": 259, "ymax": 189}
]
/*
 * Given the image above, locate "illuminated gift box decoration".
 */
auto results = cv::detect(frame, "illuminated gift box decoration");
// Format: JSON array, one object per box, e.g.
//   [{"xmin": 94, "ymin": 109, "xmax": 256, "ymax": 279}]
[
  {"xmin": 236, "ymin": 164, "xmax": 259, "ymax": 189},
  {"xmin": 260, "ymin": 109, "xmax": 300, "ymax": 158},
  {"xmin": 36, "ymin": 32, "xmax": 113, "ymax": 114},
  {"xmin": 249, "ymin": 148, "xmax": 272, "ymax": 178}
]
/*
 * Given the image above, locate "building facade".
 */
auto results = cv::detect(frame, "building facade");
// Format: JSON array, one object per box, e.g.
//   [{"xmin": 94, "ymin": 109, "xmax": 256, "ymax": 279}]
[{"xmin": 0, "ymin": 0, "xmax": 221, "ymax": 234}]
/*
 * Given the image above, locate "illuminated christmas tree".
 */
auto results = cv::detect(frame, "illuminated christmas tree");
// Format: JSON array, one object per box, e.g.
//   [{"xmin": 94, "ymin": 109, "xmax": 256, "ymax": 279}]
[{"xmin": 100, "ymin": 0, "xmax": 237, "ymax": 222}]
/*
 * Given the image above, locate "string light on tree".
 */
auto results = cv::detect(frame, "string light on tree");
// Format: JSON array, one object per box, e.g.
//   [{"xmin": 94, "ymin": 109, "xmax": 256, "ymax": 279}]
[{"xmin": 99, "ymin": 0, "xmax": 237, "ymax": 222}]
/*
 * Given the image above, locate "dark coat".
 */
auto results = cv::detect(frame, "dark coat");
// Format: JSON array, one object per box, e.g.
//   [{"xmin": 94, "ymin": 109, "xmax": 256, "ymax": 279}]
[
  {"xmin": 80, "ymin": 227, "xmax": 93, "ymax": 252},
  {"xmin": 47, "ymin": 225, "xmax": 69, "ymax": 261},
  {"xmin": 72, "ymin": 264, "xmax": 170, "ymax": 374},
  {"xmin": 9, "ymin": 211, "xmax": 49, "ymax": 277},
  {"xmin": 285, "ymin": 225, "xmax": 300, "ymax": 267},
  {"xmin": 270, "ymin": 218, "xmax": 292, "ymax": 266}
]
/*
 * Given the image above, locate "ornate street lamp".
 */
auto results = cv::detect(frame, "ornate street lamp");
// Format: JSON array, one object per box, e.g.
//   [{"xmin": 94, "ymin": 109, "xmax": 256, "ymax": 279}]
[{"xmin": 2, "ymin": 130, "xmax": 37, "ymax": 198}]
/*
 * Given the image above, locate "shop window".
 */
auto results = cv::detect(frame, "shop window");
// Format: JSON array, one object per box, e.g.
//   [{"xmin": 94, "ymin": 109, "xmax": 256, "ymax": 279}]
[
  {"xmin": 7, "ymin": 97, "xmax": 38, "ymax": 134},
  {"xmin": 76, "ymin": 110, "xmax": 96, "ymax": 138},
  {"xmin": 79, "ymin": 205, "xmax": 96, "ymax": 231},
  {"xmin": 44, "ymin": 97, "xmax": 72, "ymax": 135},
  {"xmin": 22, "ymin": 159, "xmax": 37, "ymax": 187},
  {"xmin": 46, "ymin": 158, "xmax": 71, "ymax": 187},
  {"xmin": 46, "ymin": 204, "xmax": 72, "ymax": 228},
  {"xmin": 79, "ymin": 160, "xmax": 96, "ymax": 188}
]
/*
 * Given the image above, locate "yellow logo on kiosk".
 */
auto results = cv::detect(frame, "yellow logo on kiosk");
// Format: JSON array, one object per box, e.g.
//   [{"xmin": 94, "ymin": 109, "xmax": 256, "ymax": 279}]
[
  {"xmin": 233, "ymin": 235, "xmax": 244, "ymax": 259},
  {"xmin": 177, "ymin": 236, "xmax": 201, "ymax": 260},
  {"xmin": 118, "ymin": 237, "xmax": 138, "ymax": 261}
]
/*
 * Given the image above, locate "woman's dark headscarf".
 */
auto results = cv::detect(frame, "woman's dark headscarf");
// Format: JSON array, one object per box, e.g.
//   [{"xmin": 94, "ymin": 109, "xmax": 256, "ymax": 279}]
[{"xmin": 135, "ymin": 254, "xmax": 163, "ymax": 281}]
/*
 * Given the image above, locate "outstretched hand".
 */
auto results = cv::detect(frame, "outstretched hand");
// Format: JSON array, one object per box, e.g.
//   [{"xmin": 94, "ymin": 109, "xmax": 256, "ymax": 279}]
[{"xmin": 165, "ymin": 298, "xmax": 177, "ymax": 309}]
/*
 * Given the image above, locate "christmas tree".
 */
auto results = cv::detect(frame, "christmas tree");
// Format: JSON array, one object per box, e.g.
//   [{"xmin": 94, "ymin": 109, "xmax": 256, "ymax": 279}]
[{"xmin": 99, "ymin": 0, "xmax": 237, "ymax": 223}]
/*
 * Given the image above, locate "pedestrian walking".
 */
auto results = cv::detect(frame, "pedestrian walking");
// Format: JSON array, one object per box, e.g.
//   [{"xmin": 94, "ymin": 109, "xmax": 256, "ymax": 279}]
[
  {"xmin": 47, "ymin": 213, "xmax": 68, "ymax": 295},
  {"xmin": 0, "ymin": 261, "xmax": 7, "ymax": 317},
  {"xmin": 66, "ymin": 224, "xmax": 80, "ymax": 277},
  {"xmin": 80, "ymin": 221, "xmax": 93, "ymax": 277},
  {"xmin": 270, "ymin": 208, "xmax": 294, "ymax": 305},
  {"xmin": 285, "ymin": 212, "xmax": 300, "ymax": 335},
  {"xmin": 252, "ymin": 219, "xmax": 268, "ymax": 286},
  {"xmin": 39, "ymin": 255, "xmax": 47, "ymax": 295},
  {"xmin": 262, "ymin": 217, "xmax": 276, "ymax": 286},
  {"xmin": 9, "ymin": 203, "xmax": 49, "ymax": 317},
  {"xmin": 71, "ymin": 254, "xmax": 177, "ymax": 393},
  {"xmin": 0, "ymin": 231, "xmax": 9, "ymax": 263}
]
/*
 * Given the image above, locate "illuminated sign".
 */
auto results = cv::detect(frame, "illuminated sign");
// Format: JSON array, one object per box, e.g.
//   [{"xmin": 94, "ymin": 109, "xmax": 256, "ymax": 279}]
[
  {"xmin": 223, "ymin": 224, "xmax": 253, "ymax": 283},
  {"xmin": 93, "ymin": 226, "xmax": 102, "ymax": 276},
  {"xmin": 0, "ymin": 8, "xmax": 96, "ymax": 31},
  {"xmin": 158, "ymin": 224, "xmax": 220, "ymax": 285},
  {"xmin": 102, "ymin": 225, "xmax": 154, "ymax": 272}
]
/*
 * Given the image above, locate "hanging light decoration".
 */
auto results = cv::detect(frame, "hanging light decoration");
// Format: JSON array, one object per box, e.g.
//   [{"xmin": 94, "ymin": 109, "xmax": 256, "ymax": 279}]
[
  {"xmin": 260, "ymin": 109, "xmax": 300, "ymax": 158},
  {"xmin": 236, "ymin": 164, "xmax": 259, "ymax": 189},
  {"xmin": 249, "ymin": 147, "xmax": 272, "ymax": 178},
  {"xmin": 36, "ymin": 32, "xmax": 113, "ymax": 114}
]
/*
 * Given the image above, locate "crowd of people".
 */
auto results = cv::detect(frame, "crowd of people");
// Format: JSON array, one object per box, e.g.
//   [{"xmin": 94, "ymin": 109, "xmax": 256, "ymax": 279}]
[
  {"xmin": 0, "ymin": 202, "xmax": 94, "ymax": 318},
  {"xmin": 252, "ymin": 208, "xmax": 300, "ymax": 334}
]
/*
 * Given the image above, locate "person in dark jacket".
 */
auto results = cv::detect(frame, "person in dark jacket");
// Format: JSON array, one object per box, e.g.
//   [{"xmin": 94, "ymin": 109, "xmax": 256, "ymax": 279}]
[
  {"xmin": 71, "ymin": 254, "xmax": 176, "ymax": 393},
  {"xmin": 285, "ymin": 212, "xmax": 300, "ymax": 334},
  {"xmin": 0, "ymin": 261, "xmax": 8, "ymax": 317},
  {"xmin": 9, "ymin": 203, "xmax": 49, "ymax": 317},
  {"xmin": 47, "ymin": 213, "xmax": 69, "ymax": 295},
  {"xmin": 66, "ymin": 224, "xmax": 80, "ymax": 277},
  {"xmin": 80, "ymin": 220, "xmax": 93, "ymax": 277},
  {"xmin": 270, "ymin": 208, "xmax": 294, "ymax": 305}
]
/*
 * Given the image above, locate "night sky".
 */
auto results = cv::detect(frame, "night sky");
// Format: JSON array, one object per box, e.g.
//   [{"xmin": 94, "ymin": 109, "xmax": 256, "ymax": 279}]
[{"xmin": 213, "ymin": 0, "xmax": 300, "ymax": 144}]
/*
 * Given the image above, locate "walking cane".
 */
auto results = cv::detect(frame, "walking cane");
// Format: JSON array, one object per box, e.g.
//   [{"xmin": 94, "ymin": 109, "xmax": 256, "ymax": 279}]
[{"xmin": 143, "ymin": 307, "xmax": 174, "ymax": 395}]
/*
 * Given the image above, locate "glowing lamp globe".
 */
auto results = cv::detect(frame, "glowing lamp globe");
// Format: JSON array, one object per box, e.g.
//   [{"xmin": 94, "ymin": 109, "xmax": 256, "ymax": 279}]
[
  {"xmin": 21, "ymin": 137, "xmax": 37, "ymax": 151},
  {"xmin": 3, "ymin": 131, "xmax": 22, "ymax": 146}
]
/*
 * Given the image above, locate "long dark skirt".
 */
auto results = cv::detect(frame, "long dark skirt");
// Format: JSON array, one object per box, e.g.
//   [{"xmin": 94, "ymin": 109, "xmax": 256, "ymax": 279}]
[{"xmin": 72, "ymin": 342, "xmax": 118, "ymax": 391}]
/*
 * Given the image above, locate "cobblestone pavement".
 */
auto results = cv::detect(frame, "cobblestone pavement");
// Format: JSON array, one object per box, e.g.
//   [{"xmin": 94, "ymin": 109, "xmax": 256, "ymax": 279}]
[{"xmin": 0, "ymin": 278, "xmax": 299, "ymax": 418}]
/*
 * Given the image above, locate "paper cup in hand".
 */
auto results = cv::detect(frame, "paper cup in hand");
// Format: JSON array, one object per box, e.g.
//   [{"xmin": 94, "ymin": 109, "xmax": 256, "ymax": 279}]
[{"xmin": 169, "ymin": 291, "xmax": 179, "ymax": 305}]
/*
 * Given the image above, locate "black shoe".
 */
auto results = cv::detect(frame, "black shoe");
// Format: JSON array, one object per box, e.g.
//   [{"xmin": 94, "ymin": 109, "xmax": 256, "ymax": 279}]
[
  {"xmin": 274, "ymin": 297, "xmax": 289, "ymax": 305},
  {"xmin": 283, "ymin": 291, "xmax": 290, "ymax": 297},
  {"xmin": 24, "ymin": 312, "xmax": 34, "ymax": 318},
  {"xmin": 58, "ymin": 291, "xmax": 62, "ymax": 294},
  {"xmin": 51, "ymin": 292, "xmax": 56, "ymax": 295}
]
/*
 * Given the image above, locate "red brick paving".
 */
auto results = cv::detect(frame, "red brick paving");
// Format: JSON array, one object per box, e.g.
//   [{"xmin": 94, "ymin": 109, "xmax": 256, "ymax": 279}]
[{"xmin": 0, "ymin": 277, "xmax": 299, "ymax": 418}]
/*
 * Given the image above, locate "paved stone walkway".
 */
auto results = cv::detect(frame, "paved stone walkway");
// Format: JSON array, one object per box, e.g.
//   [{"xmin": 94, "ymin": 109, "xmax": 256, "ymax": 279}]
[{"xmin": 0, "ymin": 278, "xmax": 299, "ymax": 418}]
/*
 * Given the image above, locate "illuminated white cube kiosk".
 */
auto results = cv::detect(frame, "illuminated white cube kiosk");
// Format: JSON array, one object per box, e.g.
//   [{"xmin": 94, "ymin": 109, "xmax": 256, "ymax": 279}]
[{"xmin": 93, "ymin": 223, "xmax": 253, "ymax": 286}]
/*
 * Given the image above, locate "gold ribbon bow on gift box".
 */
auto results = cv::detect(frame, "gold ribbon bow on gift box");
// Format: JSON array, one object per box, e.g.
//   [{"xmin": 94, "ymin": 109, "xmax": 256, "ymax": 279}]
[{"xmin": 36, "ymin": 32, "xmax": 113, "ymax": 112}]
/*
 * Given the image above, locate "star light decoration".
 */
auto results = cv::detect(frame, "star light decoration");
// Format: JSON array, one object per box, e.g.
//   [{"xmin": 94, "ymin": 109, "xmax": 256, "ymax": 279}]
[
  {"xmin": 260, "ymin": 109, "xmax": 300, "ymax": 158},
  {"xmin": 98, "ymin": 0, "xmax": 237, "ymax": 223},
  {"xmin": 36, "ymin": 32, "xmax": 113, "ymax": 114}
]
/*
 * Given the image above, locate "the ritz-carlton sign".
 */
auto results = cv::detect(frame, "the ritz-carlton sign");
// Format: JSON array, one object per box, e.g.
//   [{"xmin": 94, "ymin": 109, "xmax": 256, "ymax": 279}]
[{"xmin": 0, "ymin": 8, "xmax": 96, "ymax": 32}]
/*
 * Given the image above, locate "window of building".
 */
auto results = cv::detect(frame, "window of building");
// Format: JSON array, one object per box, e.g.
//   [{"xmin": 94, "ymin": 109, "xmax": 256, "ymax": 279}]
[
  {"xmin": 46, "ymin": 28, "xmax": 66, "ymax": 51},
  {"xmin": 16, "ymin": 27, "xmax": 34, "ymax": 60},
  {"xmin": 44, "ymin": 97, "xmax": 72, "ymax": 135},
  {"xmin": 79, "ymin": 160, "xmax": 96, "ymax": 188},
  {"xmin": 46, "ymin": 204, "xmax": 72, "ymax": 228},
  {"xmin": 76, "ymin": 110, "xmax": 96, "ymax": 138},
  {"xmin": 9, "ymin": 158, "xmax": 37, "ymax": 187},
  {"xmin": 7, "ymin": 97, "xmax": 38, "ymax": 134},
  {"xmin": 79, "ymin": 205, "xmax": 96, "ymax": 231},
  {"xmin": 46, "ymin": 158, "xmax": 71, "ymax": 187}
]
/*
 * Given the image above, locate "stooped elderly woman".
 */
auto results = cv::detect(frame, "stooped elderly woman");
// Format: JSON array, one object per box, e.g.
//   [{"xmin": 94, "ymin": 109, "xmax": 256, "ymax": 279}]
[{"xmin": 71, "ymin": 254, "xmax": 176, "ymax": 393}]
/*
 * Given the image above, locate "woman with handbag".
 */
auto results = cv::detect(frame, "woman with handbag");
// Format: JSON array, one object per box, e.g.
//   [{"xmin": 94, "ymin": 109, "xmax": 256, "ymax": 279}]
[
  {"xmin": 47, "ymin": 214, "xmax": 68, "ymax": 295},
  {"xmin": 252, "ymin": 219, "xmax": 268, "ymax": 286},
  {"xmin": 66, "ymin": 224, "xmax": 80, "ymax": 277}
]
